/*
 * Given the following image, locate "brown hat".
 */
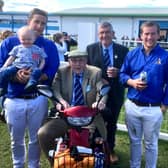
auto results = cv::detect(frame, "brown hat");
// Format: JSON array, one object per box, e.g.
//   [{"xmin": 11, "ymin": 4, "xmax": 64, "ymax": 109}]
[{"xmin": 68, "ymin": 50, "xmax": 88, "ymax": 58}]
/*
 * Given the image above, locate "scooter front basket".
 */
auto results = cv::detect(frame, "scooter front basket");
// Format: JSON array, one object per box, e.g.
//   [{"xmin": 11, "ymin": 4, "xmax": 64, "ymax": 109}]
[{"xmin": 54, "ymin": 149, "xmax": 94, "ymax": 168}]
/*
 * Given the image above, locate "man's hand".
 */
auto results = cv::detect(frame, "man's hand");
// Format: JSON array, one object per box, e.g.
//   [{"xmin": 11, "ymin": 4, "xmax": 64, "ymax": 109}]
[
  {"xmin": 15, "ymin": 68, "xmax": 31, "ymax": 84},
  {"xmin": 56, "ymin": 99, "xmax": 70, "ymax": 111},
  {"xmin": 107, "ymin": 66, "xmax": 119, "ymax": 78},
  {"xmin": 127, "ymin": 78, "xmax": 147, "ymax": 91},
  {"xmin": 92, "ymin": 101, "xmax": 106, "ymax": 110}
]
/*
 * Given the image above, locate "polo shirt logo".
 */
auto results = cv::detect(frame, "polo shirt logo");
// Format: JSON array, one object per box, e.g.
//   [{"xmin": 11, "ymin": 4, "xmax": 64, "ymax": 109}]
[{"xmin": 156, "ymin": 58, "xmax": 161, "ymax": 64}]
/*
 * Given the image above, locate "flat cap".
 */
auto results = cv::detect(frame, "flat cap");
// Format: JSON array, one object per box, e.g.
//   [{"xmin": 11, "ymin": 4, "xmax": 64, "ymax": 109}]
[{"xmin": 68, "ymin": 50, "xmax": 88, "ymax": 58}]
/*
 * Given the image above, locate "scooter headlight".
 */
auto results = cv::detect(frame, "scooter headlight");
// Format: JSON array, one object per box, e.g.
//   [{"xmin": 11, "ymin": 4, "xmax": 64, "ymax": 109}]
[{"xmin": 67, "ymin": 116, "xmax": 92, "ymax": 126}]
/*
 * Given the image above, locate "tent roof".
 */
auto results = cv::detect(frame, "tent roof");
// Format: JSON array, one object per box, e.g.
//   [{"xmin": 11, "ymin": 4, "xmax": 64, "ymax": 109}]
[{"xmin": 53, "ymin": 7, "xmax": 168, "ymax": 17}]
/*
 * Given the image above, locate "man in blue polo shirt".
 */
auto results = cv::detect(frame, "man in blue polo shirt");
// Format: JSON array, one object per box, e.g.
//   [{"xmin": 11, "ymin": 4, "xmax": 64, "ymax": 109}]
[
  {"xmin": 0, "ymin": 8, "xmax": 59, "ymax": 168},
  {"xmin": 120, "ymin": 21, "xmax": 168, "ymax": 168}
]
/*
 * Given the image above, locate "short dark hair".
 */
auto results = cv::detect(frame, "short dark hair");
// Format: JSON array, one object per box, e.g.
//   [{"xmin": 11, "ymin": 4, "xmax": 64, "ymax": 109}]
[
  {"xmin": 28, "ymin": 8, "xmax": 48, "ymax": 21},
  {"xmin": 140, "ymin": 21, "xmax": 160, "ymax": 34},
  {"xmin": 62, "ymin": 32, "xmax": 68, "ymax": 36}
]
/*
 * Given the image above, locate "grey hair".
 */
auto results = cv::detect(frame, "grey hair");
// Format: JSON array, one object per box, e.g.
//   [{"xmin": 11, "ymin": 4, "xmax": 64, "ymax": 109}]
[{"xmin": 98, "ymin": 21, "xmax": 114, "ymax": 32}]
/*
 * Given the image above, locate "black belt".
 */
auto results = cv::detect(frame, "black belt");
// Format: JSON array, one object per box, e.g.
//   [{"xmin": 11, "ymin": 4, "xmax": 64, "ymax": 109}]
[
  {"xmin": 15, "ymin": 93, "xmax": 39, "ymax": 99},
  {"xmin": 130, "ymin": 99, "xmax": 160, "ymax": 107}
]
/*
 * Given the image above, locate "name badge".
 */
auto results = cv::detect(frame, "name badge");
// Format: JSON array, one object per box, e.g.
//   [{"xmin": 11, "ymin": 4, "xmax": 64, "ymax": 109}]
[{"xmin": 86, "ymin": 85, "xmax": 91, "ymax": 92}]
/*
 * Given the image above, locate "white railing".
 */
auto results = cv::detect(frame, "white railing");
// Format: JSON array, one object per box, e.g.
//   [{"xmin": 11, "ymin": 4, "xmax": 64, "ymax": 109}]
[
  {"xmin": 117, "ymin": 124, "xmax": 168, "ymax": 141},
  {"xmin": 115, "ymin": 39, "xmax": 168, "ymax": 50},
  {"xmin": 118, "ymin": 107, "xmax": 168, "ymax": 141}
]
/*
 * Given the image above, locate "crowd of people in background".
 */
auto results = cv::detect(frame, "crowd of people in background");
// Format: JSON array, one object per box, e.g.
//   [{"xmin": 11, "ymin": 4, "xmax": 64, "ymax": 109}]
[
  {"xmin": 0, "ymin": 7, "xmax": 167, "ymax": 168},
  {"xmin": 52, "ymin": 32, "xmax": 78, "ymax": 62}
]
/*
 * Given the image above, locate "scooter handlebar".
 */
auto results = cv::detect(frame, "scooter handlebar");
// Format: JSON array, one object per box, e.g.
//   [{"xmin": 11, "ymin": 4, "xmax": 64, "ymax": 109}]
[{"xmin": 62, "ymin": 106, "xmax": 97, "ymax": 117}]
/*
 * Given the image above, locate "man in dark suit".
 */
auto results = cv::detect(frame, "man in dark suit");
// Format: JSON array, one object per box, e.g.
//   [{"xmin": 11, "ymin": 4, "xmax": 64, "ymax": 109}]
[
  {"xmin": 87, "ymin": 21, "xmax": 129, "ymax": 163},
  {"xmin": 62, "ymin": 32, "xmax": 78, "ymax": 51}
]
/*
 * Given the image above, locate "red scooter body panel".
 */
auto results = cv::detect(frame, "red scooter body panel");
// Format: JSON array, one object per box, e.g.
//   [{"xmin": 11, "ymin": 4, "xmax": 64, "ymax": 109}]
[
  {"xmin": 61, "ymin": 106, "xmax": 97, "ymax": 148},
  {"xmin": 69, "ymin": 128, "xmax": 90, "ymax": 147},
  {"xmin": 62, "ymin": 106, "xmax": 97, "ymax": 117}
]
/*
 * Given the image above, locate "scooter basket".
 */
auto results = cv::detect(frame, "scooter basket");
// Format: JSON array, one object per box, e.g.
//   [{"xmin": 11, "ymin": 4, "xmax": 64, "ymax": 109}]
[{"xmin": 54, "ymin": 149, "xmax": 94, "ymax": 168}]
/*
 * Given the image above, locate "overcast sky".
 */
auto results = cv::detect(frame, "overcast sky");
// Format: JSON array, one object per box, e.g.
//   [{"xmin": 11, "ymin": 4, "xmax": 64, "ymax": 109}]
[{"xmin": 3, "ymin": 0, "xmax": 167, "ymax": 12}]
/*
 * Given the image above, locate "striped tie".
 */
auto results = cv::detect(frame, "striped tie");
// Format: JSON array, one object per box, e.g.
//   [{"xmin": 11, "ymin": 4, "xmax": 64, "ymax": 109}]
[
  {"xmin": 104, "ymin": 49, "xmax": 111, "ymax": 68},
  {"xmin": 74, "ymin": 75, "xmax": 84, "ymax": 106}
]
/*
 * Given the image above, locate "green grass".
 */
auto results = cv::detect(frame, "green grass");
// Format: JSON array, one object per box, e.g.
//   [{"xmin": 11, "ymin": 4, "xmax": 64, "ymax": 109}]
[{"xmin": 0, "ymin": 120, "xmax": 168, "ymax": 168}]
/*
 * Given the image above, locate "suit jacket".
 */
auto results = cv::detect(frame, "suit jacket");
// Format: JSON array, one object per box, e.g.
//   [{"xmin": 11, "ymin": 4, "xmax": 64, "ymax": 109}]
[
  {"xmin": 52, "ymin": 64, "xmax": 107, "ymax": 107},
  {"xmin": 87, "ymin": 42, "xmax": 129, "ymax": 106}
]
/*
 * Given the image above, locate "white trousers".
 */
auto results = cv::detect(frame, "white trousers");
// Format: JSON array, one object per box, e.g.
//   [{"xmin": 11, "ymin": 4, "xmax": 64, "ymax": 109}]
[
  {"xmin": 124, "ymin": 99, "xmax": 163, "ymax": 168},
  {"xmin": 4, "ymin": 96, "xmax": 48, "ymax": 168}
]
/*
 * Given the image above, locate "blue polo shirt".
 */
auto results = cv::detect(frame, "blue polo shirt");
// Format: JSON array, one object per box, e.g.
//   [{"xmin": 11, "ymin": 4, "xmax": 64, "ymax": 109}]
[
  {"xmin": 0, "ymin": 35, "xmax": 60, "ymax": 98},
  {"xmin": 120, "ymin": 44, "xmax": 168, "ymax": 105}
]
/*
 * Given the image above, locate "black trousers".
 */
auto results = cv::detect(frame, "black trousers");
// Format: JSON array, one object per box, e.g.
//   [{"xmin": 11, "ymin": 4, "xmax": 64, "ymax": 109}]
[{"xmin": 102, "ymin": 95, "xmax": 123, "ymax": 152}]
